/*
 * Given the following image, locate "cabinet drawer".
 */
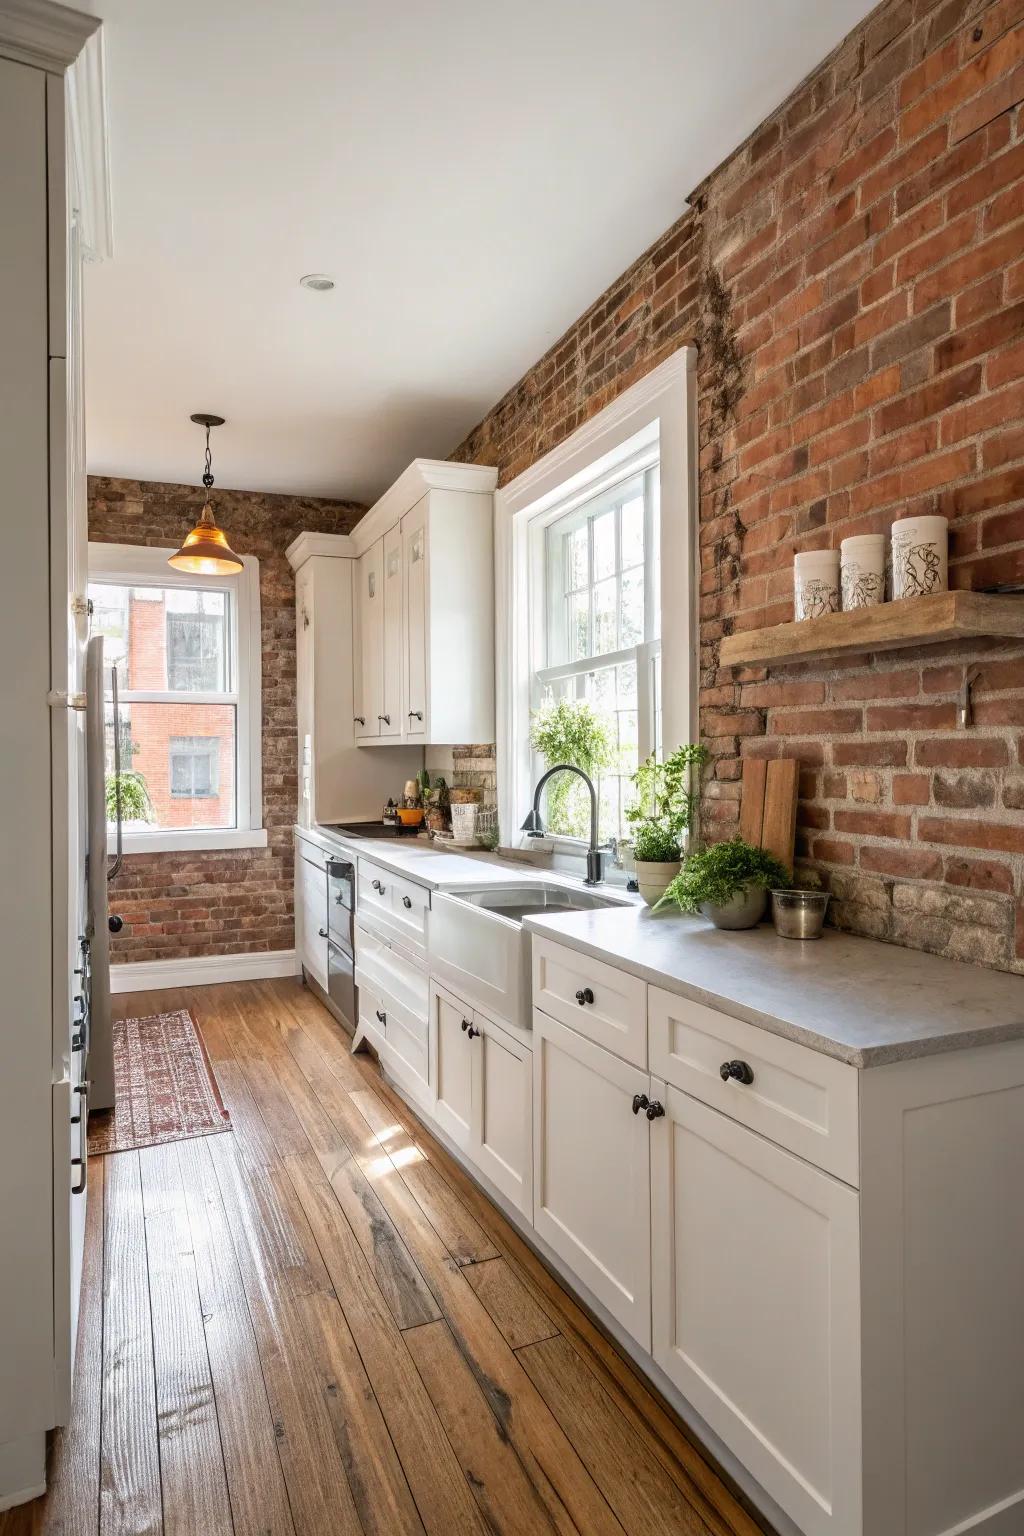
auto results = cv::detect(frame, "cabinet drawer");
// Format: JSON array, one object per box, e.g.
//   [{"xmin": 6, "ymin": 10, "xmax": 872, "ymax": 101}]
[
  {"xmin": 355, "ymin": 924, "xmax": 429, "ymax": 1024},
  {"xmin": 357, "ymin": 857, "xmax": 392, "ymax": 934},
  {"xmin": 649, "ymin": 986, "xmax": 859, "ymax": 1186},
  {"xmin": 532, "ymin": 936, "xmax": 647, "ymax": 1067},
  {"xmin": 380, "ymin": 993, "xmax": 431, "ymax": 1106},
  {"xmin": 386, "ymin": 870, "xmax": 429, "ymax": 957}
]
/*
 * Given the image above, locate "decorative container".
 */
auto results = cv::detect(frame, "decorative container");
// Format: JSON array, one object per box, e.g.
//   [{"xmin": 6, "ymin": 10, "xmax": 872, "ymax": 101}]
[
  {"xmin": 840, "ymin": 534, "xmax": 885, "ymax": 610},
  {"xmin": 450, "ymin": 802, "xmax": 478, "ymax": 843},
  {"xmin": 396, "ymin": 806, "xmax": 424, "ymax": 828},
  {"xmin": 891, "ymin": 515, "xmax": 948, "ymax": 599},
  {"xmin": 700, "ymin": 886, "xmax": 767, "ymax": 930},
  {"xmin": 771, "ymin": 889, "xmax": 830, "ymax": 939},
  {"xmin": 635, "ymin": 859, "xmax": 680, "ymax": 908},
  {"xmin": 794, "ymin": 549, "xmax": 840, "ymax": 621}
]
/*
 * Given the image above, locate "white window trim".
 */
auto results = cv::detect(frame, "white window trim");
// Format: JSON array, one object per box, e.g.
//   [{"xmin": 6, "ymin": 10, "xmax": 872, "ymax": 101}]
[
  {"xmin": 494, "ymin": 347, "xmax": 698, "ymax": 852},
  {"xmin": 87, "ymin": 541, "xmax": 267, "ymax": 854}
]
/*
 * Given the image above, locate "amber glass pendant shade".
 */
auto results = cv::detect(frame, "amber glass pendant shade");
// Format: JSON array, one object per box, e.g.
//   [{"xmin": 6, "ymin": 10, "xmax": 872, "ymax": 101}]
[{"xmin": 168, "ymin": 499, "xmax": 244, "ymax": 575}]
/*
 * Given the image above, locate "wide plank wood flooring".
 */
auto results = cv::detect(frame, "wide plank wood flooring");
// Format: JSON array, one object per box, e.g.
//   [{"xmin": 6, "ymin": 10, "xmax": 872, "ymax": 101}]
[{"xmin": 0, "ymin": 978, "xmax": 771, "ymax": 1536}]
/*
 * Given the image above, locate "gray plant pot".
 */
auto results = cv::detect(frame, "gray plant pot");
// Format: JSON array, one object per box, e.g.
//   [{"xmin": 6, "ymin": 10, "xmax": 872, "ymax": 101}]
[
  {"xmin": 700, "ymin": 885, "xmax": 767, "ymax": 930},
  {"xmin": 635, "ymin": 859, "xmax": 681, "ymax": 907}
]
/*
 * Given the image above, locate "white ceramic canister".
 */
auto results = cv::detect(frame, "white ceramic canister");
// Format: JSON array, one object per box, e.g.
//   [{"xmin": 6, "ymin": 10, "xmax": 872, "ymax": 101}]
[
  {"xmin": 890, "ymin": 515, "xmax": 948, "ymax": 599},
  {"xmin": 840, "ymin": 533, "xmax": 885, "ymax": 610},
  {"xmin": 794, "ymin": 549, "xmax": 840, "ymax": 621}
]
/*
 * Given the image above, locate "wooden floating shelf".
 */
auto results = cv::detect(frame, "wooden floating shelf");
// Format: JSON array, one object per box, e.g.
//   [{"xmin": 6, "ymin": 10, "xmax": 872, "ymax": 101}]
[{"xmin": 720, "ymin": 591, "xmax": 1024, "ymax": 669}]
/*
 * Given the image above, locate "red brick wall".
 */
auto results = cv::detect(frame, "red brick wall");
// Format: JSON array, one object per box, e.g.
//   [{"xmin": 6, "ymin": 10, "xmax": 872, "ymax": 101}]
[
  {"xmin": 89, "ymin": 478, "xmax": 364, "ymax": 963},
  {"xmin": 453, "ymin": 0, "xmax": 1024, "ymax": 973}
]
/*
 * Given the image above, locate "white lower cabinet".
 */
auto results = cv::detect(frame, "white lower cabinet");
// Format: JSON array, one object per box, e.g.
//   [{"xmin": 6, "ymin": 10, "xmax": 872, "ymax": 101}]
[
  {"xmin": 650, "ymin": 1083, "xmax": 862, "ymax": 1536},
  {"xmin": 473, "ymin": 1016, "xmax": 532, "ymax": 1215},
  {"xmin": 433, "ymin": 985, "xmax": 474, "ymax": 1152},
  {"xmin": 297, "ymin": 849, "xmax": 328, "ymax": 991},
  {"xmin": 430, "ymin": 983, "xmax": 532, "ymax": 1217},
  {"xmin": 532, "ymin": 1009, "xmax": 652, "ymax": 1350}
]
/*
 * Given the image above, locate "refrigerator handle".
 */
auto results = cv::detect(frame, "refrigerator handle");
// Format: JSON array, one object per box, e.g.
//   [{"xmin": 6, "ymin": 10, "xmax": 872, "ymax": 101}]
[{"xmin": 108, "ymin": 663, "xmax": 123, "ymax": 882}]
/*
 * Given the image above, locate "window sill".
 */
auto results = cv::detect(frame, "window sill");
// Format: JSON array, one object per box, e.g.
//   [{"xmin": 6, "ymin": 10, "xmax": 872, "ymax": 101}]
[{"xmin": 118, "ymin": 828, "xmax": 269, "ymax": 855}]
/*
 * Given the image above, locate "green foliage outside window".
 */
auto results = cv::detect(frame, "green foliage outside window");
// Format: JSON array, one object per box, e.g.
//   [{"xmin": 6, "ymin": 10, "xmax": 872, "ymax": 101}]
[
  {"xmin": 106, "ymin": 770, "xmax": 154, "ymax": 824},
  {"xmin": 529, "ymin": 697, "xmax": 615, "ymax": 838}
]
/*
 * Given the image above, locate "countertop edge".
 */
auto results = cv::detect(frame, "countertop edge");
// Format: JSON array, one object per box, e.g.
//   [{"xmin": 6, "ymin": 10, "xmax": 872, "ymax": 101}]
[{"xmin": 521, "ymin": 912, "xmax": 1024, "ymax": 1069}]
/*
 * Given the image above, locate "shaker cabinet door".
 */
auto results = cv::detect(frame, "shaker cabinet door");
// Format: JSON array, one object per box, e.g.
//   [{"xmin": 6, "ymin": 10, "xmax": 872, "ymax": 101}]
[
  {"xmin": 532, "ymin": 1010, "xmax": 652, "ymax": 1349},
  {"xmin": 355, "ymin": 539, "xmax": 382, "ymax": 738},
  {"xmin": 650, "ymin": 1085, "xmax": 862, "ymax": 1536},
  {"xmin": 380, "ymin": 523, "xmax": 403, "ymax": 737},
  {"xmin": 473, "ymin": 1014, "xmax": 532, "ymax": 1217},
  {"xmin": 402, "ymin": 499, "xmax": 428, "ymax": 738},
  {"xmin": 432, "ymin": 984, "xmax": 474, "ymax": 1152}
]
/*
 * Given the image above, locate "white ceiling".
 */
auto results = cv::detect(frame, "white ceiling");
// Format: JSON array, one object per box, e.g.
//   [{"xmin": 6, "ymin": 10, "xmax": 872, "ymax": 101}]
[{"xmin": 81, "ymin": 0, "xmax": 877, "ymax": 504}]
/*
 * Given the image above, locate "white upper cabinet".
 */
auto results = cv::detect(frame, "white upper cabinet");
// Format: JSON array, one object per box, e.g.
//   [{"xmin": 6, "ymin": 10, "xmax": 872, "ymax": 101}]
[
  {"xmin": 355, "ymin": 538, "xmax": 383, "ymax": 739},
  {"xmin": 352, "ymin": 461, "xmax": 497, "ymax": 746}
]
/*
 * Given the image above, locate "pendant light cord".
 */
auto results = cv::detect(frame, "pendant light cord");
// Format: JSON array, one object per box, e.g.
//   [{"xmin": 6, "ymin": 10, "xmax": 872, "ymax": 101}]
[{"xmin": 202, "ymin": 423, "xmax": 215, "ymax": 490}]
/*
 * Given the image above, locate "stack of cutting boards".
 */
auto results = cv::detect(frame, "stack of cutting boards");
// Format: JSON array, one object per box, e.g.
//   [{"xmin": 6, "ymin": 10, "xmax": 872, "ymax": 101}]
[{"xmin": 738, "ymin": 758, "xmax": 799, "ymax": 872}]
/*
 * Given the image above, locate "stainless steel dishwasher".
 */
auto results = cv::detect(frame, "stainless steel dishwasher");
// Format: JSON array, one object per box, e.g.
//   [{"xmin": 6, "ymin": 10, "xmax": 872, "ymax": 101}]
[{"xmin": 326, "ymin": 857, "xmax": 357, "ymax": 1032}]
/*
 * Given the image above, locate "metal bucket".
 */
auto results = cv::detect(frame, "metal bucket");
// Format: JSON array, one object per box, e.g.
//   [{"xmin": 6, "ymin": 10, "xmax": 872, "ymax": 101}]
[{"xmin": 771, "ymin": 889, "xmax": 830, "ymax": 940}]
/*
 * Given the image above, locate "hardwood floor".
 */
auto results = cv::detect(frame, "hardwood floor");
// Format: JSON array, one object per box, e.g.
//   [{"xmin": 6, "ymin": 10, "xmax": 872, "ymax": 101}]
[{"xmin": 1, "ymin": 978, "xmax": 771, "ymax": 1536}]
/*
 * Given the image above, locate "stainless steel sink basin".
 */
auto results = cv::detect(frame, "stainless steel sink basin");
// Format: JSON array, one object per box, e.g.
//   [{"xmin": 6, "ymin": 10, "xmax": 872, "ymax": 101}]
[{"xmin": 453, "ymin": 883, "xmax": 623, "ymax": 925}]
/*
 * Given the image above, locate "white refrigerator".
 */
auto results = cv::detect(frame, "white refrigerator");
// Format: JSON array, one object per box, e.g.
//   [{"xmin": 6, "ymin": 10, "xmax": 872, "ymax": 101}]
[{"xmin": 0, "ymin": 15, "xmax": 113, "ymax": 1510}]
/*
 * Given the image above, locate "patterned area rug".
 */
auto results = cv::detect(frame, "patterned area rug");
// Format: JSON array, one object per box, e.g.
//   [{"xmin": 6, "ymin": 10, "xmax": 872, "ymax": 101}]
[{"xmin": 88, "ymin": 1008, "xmax": 231, "ymax": 1156}]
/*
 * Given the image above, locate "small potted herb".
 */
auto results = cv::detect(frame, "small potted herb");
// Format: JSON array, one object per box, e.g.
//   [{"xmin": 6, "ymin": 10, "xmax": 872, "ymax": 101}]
[
  {"xmin": 626, "ymin": 743, "xmax": 709, "ymax": 906},
  {"xmin": 656, "ymin": 837, "xmax": 791, "ymax": 930}
]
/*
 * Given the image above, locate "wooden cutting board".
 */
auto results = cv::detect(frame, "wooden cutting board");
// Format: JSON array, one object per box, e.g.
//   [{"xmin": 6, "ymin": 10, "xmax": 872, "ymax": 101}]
[{"xmin": 740, "ymin": 757, "xmax": 799, "ymax": 871}]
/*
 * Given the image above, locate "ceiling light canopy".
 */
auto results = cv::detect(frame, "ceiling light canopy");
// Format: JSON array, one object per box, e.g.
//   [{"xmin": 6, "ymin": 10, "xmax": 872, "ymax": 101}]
[
  {"xmin": 168, "ymin": 414, "xmax": 244, "ymax": 575},
  {"xmin": 299, "ymin": 273, "xmax": 335, "ymax": 292}
]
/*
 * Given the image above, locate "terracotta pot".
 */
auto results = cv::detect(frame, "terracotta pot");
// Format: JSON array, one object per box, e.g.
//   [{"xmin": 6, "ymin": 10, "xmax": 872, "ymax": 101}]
[
  {"xmin": 700, "ymin": 886, "xmax": 767, "ymax": 930},
  {"xmin": 635, "ymin": 859, "xmax": 681, "ymax": 907}
]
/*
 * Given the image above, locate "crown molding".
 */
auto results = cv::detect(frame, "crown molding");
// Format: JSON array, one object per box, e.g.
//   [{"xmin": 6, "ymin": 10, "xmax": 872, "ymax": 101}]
[
  {"xmin": 0, "ymin": 0, "xmax": 98, "ymax": 72},
  {"xmin": 286, "ymin": 530, "xmax": 356, "ymax": 570},
  {"xmin": 349, "ymin": 458, "xmax": 498, "ymax": 556},
  {"xmin": 67, "ymin": 24, "xmax": 112, "ymax": 259}
]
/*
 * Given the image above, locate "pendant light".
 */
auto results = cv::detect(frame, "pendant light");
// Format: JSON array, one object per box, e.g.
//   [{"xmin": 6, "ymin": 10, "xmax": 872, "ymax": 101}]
[{"xmin": 168, "ymin": 413, "xmax": 244, "ymax": 575}]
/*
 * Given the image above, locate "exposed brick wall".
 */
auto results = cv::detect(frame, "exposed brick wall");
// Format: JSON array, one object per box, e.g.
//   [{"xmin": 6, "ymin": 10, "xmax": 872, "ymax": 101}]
[
  {"xmin": 452, "ymin": 0, "xmax": 1024, "ymax": 973},
  {"xmin": 89, "ymin": 478, "xmax": 364, "ymax": 962}
]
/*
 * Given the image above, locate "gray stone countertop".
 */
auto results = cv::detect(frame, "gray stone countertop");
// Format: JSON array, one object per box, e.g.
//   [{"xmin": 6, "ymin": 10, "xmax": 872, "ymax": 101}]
[{"xmin": 522, "ymin": 904, "xmax": 1024, "ymax": 1067}]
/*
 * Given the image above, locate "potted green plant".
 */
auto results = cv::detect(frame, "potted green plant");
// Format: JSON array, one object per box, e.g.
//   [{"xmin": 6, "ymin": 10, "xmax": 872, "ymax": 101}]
[
  {"xmin": 625, "ymin": 743, "xmax": 708, "ymax": 906},
  {"xmin": 656, "ymin": 837, "xmax": 791, "ymax": 930}
]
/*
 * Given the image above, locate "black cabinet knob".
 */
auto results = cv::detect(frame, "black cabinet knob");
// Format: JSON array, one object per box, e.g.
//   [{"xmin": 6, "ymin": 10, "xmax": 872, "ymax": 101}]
[
  {"xmin": 461, "ymin": 1018, "xmax": 471, "ymax": 1032},
  {"xmin": 354, "ymin": 715, "xmax": 366, "ymax": 726},
  {"xmin": 378, "ymin": 714, "xmax": 391, "ymax": 725},
  {"xmin": 575, "ymin": 987, "xmax": 595, "ymax": 1007},
  {"xmin": 318, "ymin": 928, "xmax": 328, "ymax": 938},
  {"xmin": 408, "ymin": 711, "xmax": 423, "ymax": 721},
  {"xmin": 720, "ymin": 1059, "xmax": 755, "ymax": 1086},
  {"xmin": 645, "ymin": 1100, "xmax": 665, "ymax": 1120},
  {"xmin": 632, "ymin": 1093, "xmax": 649, "ymax": 1116},
  {"xmin": 108, "ymin": 914, "xmax": 123, "ymax": 933},
  {"xmin": 376, "ymin": 1009, "xmax": 387, "ymax": 1025},
  {"xmin": 466, "ymin": 1024, "xmax": 480, "ymax": 1039},
  {"xmin": 402, "ymin": 895, "xmax": 412, "ymax": 909},
  {"xmin": 371, "ymin": 878, "xmax": 385, "ymax": 893}
]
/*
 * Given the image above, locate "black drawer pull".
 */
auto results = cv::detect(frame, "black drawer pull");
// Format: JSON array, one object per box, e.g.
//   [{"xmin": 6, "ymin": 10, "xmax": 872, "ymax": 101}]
[
  {"xmin": 371, "ymin": 878, "xmax": 386, "ymax": 894},
  {"xmin": 318, "ymin": 927, "xmax": 328, "ymax": 938},
  {"xmin": 466, "ymin": 1024, "xmax": 480, "ymax": 1039},
  {"xmin": 71, "ymin": 1157, "xmax": 86, "ymax": 1195},
  {"xmin": 575, "ymin": 987, "xmax": 595, "ymax": 1007},
  {"xmin": 461, "ymin": 1018, "xmax": 471, "ymax": 1032},
  {"xmin": 402, "ymin": 895, "xmax": 413, "ymax": 909},
  {"xmin": 354, "ymin": 715, "xmax": 366, "ymax": 726},
  {"xmin": 632, "ymin": 1093, "xmax": 649, "ymax": 1116},
  {"xmin": 71, "ymin": 1084, "xmax": 87, "ymax": 1126},
  {"xmin": 378, "ymin": 714, "xmax": 391, "ymax": 725},
  {"xmin": 408, "ymin": 710, "xmax": 423, "ymax": 721},
  {"xmin": 376, "ymin": 1009, "xmax": 387, "ymax": 1025},
  {"xmin": 645, "ymin": 1100, "xmax": 665, "ymax": 1121},
  {"xmin": 720, "ymin": 1059, "xmax": 755, "ymax": 1086}
]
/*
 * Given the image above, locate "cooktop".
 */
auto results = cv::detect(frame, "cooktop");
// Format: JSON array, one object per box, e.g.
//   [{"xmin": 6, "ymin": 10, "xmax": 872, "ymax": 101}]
[{"xmin": 324, "ymin": 821, "xmax": 422, "ymax": 840}]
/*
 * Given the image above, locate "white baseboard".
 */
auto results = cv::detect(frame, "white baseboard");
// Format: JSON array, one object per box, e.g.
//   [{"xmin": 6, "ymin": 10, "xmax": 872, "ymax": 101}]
[
  {"xmin": 0, "ymin": 1432, "xmax": 45, "ymax": 1512},
  {"xmin": 111, "ymin": 948, "xmax": 300, "ymax": 994}
]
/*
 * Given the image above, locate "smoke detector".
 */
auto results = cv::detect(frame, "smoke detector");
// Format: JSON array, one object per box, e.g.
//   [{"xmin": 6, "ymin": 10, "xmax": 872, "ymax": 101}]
[{"xmin": 299, "ymin": 273, "xmax": 335, "ymax": 292}]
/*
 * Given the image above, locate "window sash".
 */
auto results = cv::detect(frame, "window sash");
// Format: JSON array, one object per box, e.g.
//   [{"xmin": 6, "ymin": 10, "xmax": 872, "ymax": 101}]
[
  {"xmin": 87, "ymin": 542, "xmax": 263, "ymax": 850},
  {"xmin": 542, "ymin": 464, "xmax": 658, "ymax": 672}
]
